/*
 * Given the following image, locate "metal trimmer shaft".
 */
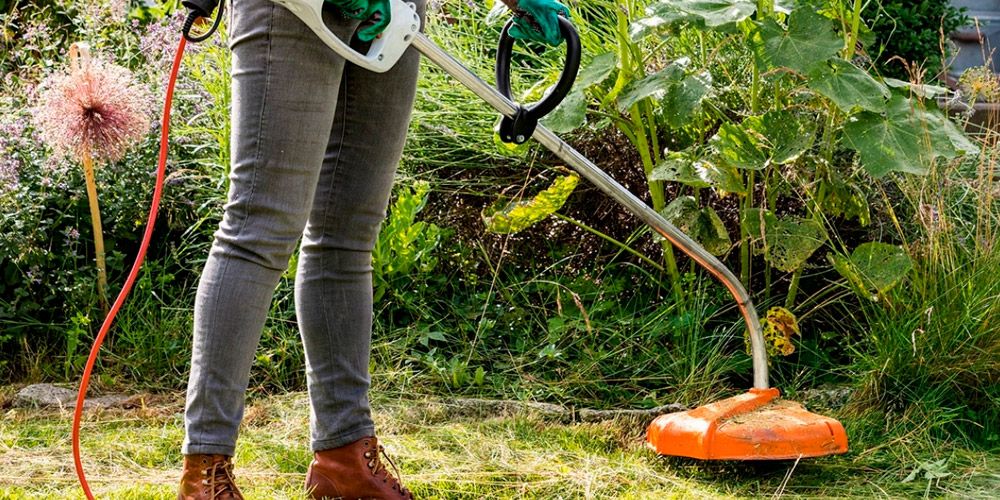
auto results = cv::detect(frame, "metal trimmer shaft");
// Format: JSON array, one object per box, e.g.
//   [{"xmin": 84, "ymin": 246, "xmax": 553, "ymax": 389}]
[{"xmin": 409, "ymin": 33, "xmax": 769, "ymax": 390}]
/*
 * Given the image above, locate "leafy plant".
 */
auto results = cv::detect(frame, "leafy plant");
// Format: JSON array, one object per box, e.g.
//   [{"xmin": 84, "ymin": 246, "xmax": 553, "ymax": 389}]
[
  {"xmin": 372, "ymin": 180, "xmax": 445, "ymax": 302},
  {"xmin": 483, "ymin": 173, "xmax": 579, "ymax": 233},
  {"xmin": 543, "ymin": 0, "xmax": 974, "ymax": 311},
  {"xmin": 864, "ymin": 0, "xmax": 968, "ymax": 81}
]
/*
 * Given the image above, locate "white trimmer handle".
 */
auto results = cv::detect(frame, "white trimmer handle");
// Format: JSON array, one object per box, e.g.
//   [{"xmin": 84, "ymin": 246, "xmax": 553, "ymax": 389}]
[{"xmin": 270, "ymin": 0, "xmax": 420, "ymax": 73}]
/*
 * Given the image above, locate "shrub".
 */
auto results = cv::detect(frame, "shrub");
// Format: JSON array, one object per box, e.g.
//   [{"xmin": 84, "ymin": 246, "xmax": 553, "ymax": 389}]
[{"xmin": 864, "ymin": 0, "xmax": 968, "ymax": 80}]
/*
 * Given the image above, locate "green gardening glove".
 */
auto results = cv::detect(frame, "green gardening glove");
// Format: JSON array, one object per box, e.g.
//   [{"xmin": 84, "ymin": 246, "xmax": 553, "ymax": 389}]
[
  {"xmin": 323, "ymin": 0, "xmax": 391, "ymax": 42},
  {"xmin": 357, "ymin": 0, "xmax": 391, "ymax": 42},
  {"xmin": 508, "ymin": 0, "xmax": 570, "ymax": 47},
  {"xmin": 324, "ymin": 0, "xmax": 369, "ymax": 19}
]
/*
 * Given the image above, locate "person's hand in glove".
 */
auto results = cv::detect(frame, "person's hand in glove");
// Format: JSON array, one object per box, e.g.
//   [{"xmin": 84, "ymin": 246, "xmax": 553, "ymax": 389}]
[
  {"xmin": 324, "ymin": 0, "xmax": 391, "ymax": 42},
  {"xmin": 507, "ymin": 0, "xmax": 570, "ymax": 47}
]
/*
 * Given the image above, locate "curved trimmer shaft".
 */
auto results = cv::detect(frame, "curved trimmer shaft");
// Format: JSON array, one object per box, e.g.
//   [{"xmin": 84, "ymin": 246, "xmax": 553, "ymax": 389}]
[{"xmin": 410, "ymin": 33, "xmax": 770, "ymax": 389}]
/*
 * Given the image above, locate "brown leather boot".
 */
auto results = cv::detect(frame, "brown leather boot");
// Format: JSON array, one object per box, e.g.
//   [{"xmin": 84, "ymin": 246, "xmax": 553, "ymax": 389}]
[
  {"xmin": 178, "ymin": 454, "xmax": 244, "ymax": 500},
  {"xmin": 305, "ymin": 436, "xmax": 413, "ymax": 499}
]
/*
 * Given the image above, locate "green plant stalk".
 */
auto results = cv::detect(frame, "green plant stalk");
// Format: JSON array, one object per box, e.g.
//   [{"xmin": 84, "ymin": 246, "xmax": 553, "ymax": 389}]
[
  {"xmin": 741, "ymin": 45, "xmax": 764, "ymax": 288},
  {"xmin": 643, "ymin": 100, "xmax": 661, "ymax": 164},
  {"xmin": 554, "ymin": 214, "xmax": 665, "ymax": 272},
  {"xmin": 627, "ymin": 105, "xmax": 682, "ymax": 298},
  {"xmin": 740, "ymin": 170, "xmax": 755, "ymax": 288},
  {"xmin": 784, "ymin": 267, "xmax": 802, "ymax": 309},
  {"xmin": 81, "ymin": 153, "xmax": 109, "ymax": 316},
  {"xmin": 844, "ymin": 0, "xmax": 864, "ymax": 59}
]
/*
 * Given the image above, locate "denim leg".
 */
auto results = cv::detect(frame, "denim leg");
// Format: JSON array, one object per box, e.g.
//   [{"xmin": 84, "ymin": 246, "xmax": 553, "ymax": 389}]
[
  {"xmin": 295, "ymin": 1, "xmax": 427, "ymax": 452},
  {"xmin": 183, "ymin": 0, "xmax": 359, "ymax": 456}
]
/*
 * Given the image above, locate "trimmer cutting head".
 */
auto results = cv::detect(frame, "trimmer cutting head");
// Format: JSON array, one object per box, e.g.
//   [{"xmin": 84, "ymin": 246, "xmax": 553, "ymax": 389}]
[{"xmin": 646, "ymin": 388, "xmax": 848, "ymax": 460}]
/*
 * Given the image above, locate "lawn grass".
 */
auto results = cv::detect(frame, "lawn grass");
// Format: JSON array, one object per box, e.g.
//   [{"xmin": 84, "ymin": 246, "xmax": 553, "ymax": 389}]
[{"xmin": 2, "ymin": 389, "xmax": 998, "ymax": 499}]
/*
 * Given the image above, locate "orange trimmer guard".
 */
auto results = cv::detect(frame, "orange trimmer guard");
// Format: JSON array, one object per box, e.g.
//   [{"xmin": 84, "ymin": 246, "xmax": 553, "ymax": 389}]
[{"xmin": 646, "ymin": 388, "xmax": 848, "ymax": 460}]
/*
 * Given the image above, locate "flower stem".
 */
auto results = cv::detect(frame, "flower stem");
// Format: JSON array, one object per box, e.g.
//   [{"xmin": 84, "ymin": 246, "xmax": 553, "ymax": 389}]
[{"xmin": 81, "ymin": 153, "xmax": 109, "ymax": 315}]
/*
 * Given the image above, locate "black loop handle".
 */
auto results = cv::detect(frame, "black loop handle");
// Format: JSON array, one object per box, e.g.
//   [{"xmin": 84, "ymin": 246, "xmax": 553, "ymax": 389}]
[
  {"xmin": 495, "ymin": 16, "xmax": 581, "ymax": 144},
  {"xmin": 182, "ymin": 0, "xmax": 225, "ymax": 43}
]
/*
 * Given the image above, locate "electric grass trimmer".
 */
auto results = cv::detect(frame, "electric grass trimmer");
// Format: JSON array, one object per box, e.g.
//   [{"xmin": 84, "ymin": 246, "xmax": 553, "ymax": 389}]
[
  {"xmin": 73, "ymin": 0, "xmax": 846, "ymax": 497},
  {"xmin": 279, "ymin": 0, "xmax": 849, "ymax": 460}
]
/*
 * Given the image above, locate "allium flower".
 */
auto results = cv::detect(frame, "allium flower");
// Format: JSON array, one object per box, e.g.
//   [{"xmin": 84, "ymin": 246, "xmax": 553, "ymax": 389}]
[{"xmin": 34, "ymin": 49, "xmax": 152, "ymax": 163}]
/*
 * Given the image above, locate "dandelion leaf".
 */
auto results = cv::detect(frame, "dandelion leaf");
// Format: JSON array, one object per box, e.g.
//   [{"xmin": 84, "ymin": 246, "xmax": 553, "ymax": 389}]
[{"xmin": 483, "ymin": 174, "xmax": 580, "ymax": 234}]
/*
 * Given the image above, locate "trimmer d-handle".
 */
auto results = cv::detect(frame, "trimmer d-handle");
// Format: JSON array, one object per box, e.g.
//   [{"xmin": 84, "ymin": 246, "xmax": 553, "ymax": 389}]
[{"xmin": 270, "ymin": 0, "xmax": 421, "ymax": 72}]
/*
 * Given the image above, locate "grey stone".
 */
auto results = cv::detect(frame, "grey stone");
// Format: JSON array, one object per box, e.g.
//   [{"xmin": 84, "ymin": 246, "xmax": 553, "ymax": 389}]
[
  {"xmin": 14, "ymin": 383, "xmax": 76, "ymax": 408},
  {"xmin": 13, "ymin": 383, "xmax": 133, "ymax": 410}
]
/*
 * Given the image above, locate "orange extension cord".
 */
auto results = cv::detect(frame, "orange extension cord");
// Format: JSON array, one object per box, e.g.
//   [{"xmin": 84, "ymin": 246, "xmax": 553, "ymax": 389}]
[{"xmin": 72, "ymin": 35, "xmax": 188, "ymax": 500}]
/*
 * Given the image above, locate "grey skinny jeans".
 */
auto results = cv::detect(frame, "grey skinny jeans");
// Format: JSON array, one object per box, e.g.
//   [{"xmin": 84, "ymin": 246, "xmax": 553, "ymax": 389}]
[{"xmin": 183, "ymin": 0, "xmax": 425, "ymax": 456}]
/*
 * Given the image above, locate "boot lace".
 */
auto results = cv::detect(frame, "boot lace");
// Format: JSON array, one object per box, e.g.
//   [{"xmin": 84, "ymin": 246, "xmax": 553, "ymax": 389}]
[
  {"xmin": 202, "ymin": 459, "xmax": 242, "ymax": 499},
  {"xmin": 365, "ymin": 444, "xmax": 411, "ymax": 498}
]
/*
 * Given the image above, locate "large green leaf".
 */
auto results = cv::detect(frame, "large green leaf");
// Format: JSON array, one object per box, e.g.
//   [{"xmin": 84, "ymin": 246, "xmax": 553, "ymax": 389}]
[
  {"xmin": 617, "ymin": 62, "xmax": 685, "ymax": 111},
  {"xmin": 883, "ymin": 78, "xmax": 949, "ymax": 99},
  {"xmin": 483, "ymin": 174, "xmax": 580, "ymax": 233},
  {"xmin": 742, "ymin": 209, "xmax": 827, "ymax": 272},
  {"xmin": 696, "ymin": 157, "xmax": 747, "ymax": 194},
  {"xmin": 631, "ymin": 3, "xmax": 695, "ymax": 39},
  {"xmin": 711, "ymin": 121, "xmax": 767, "ymax": 170},
  {"xmin": 828, "ymin": 242, "xmax": 912, "ymax": 299},
  {"xmin": 576, "ymin": 52, "xmax": 617, "ymax": 90},
  {"xmin": 661, "ymin": 196, "xmax": 732, "ymax": 256},
  {"xmin": 650, "ymin": 150, "xmax": 746, "ymax": 194},
  {"xmin": 649, "ymin": 152, "xmax": 712, "ymax": 188},
  {"xmin": 744, "ymin": 110, "xmax": 816, "ymax": 164},
  {"xmin": 662, "ymin": 71, "xmax": 712, "ymax": 128},
  {"xmin": 843, "ymin": 95, "xmax": 977, "ymax": 177},
  {"xmin": 541, "ymin": 90, "xmax": 587, "ymax": 133},
  {"xmin": 672, "ymin": 0, "xmax": 757, "ymax": 27},
  {"xmin": 807, "ymin": 58, "xmax": 890, "ymax": 113},
  {"xmin": 631, "ymin": 0, "xmax": 755, "ymax": 38},
  {"xmin": 758, "ymin": 8, "xmax": 842, "ymax": 73}
]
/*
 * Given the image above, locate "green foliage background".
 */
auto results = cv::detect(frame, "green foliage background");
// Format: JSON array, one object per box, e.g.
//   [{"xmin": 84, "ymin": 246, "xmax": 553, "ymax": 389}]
[
  {"xmin": 864, "ymin": 0, "xmax": 968, "ymax": 80},
  {"xmin": 0, "ymin": 0, "xmax": 998, "ymax": 466}
]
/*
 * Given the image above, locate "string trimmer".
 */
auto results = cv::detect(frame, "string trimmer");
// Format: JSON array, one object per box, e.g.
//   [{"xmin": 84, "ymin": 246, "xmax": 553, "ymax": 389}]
[{"xmin": 73, "ymin": 0, "xmax": 847, "ymax": 497}]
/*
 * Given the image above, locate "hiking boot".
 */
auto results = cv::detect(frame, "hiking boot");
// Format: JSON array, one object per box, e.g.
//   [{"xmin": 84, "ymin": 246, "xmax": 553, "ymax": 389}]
[
  {"xmin": 305, "ymin": 436, "xmax": 413, "ymax": 499},
  {"xmin": 178, "ymin": 454, "xmax": 244, "ymax": 500}
]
